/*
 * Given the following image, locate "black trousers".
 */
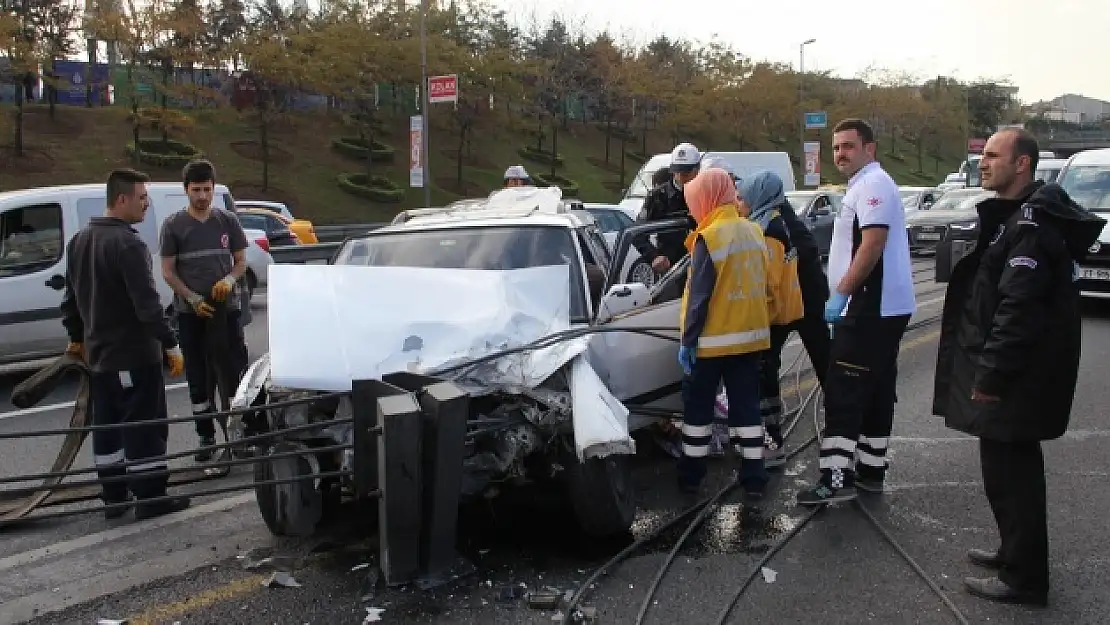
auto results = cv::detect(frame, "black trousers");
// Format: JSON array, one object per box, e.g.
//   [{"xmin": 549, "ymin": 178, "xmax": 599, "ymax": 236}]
[
  {"xmin": 980, "ymin": 438, "xmax": 1050, "ymax": 594},
  {"xmin": 89, "ymin": 363, "xmax": 170, "ymax": 501},
  {"xmin": 818, "ymin": 314, "xmax": 910, "ymax": 476},
  {"xmin": 759, "ymin": 325, "xmax": 793, "ymax": 443},
  {"xmin": 177, "ymin": 309, "xmax": 248, "ymax": 439},
  {"xmin": 794, "ymin": 311, "xmax": 831, "ymax": 389}
]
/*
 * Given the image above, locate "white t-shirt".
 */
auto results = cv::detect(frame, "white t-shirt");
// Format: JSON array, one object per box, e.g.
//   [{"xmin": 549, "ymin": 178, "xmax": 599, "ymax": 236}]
[{"xmin": 827, "ymin": 161, "xmax": 916, "ymax": 317}]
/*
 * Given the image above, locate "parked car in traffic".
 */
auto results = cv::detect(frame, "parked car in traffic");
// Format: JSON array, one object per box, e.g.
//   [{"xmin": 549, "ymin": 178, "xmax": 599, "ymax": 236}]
[
  {"xmin": 1055, "ymin": 148, "xmax": 1110, "ymax": 298},
  {"xmin": 236, "ymin": 207, "xmax": 302, "ymax": 247},
  {"xmin": 785, "ymin": 189, "xmax": 844, "ymax": 258},
  {"xmin": 581, "ymin": 203, "xmax": 656, "ymax": 287},
  {"xmin": 236, "ymin": 200, "xmax": 318, "ymax": 243},
  {"xmin": 1035, "ymin": 158, "xmax": 1068, "ymax": 184},
  {"xmin": 899, "ymin": 186, "xmax": 939, "ymax": 215},
  {"xmin": 906, "ymin": 188, "xmax": 995, "ymax": 256}
]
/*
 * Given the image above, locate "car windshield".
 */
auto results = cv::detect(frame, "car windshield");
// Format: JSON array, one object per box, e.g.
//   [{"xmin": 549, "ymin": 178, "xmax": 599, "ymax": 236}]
[
  {"xmin": 927, "ymin": 190, "xmax": 983, "ymax": 212},
  {"xmin": 785, "ymin": 191, "xmax": 816, "ymax": 207},
  {"xmin": 335, "ymin": 226, "xmax": 589, "ymax": 321},
  {"xmin": 1058, "ymin": 165, "xmax": 1110, "ymax": 211},
  {"xmin": 900, "ymin": 190, "xmax": 922, "ymax": 209}
]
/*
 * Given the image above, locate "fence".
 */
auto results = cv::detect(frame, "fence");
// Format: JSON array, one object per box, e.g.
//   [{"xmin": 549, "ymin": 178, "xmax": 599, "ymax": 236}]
[{"xmin": 1, "ymin": 357, "xmax": 473, "ymax": 588}]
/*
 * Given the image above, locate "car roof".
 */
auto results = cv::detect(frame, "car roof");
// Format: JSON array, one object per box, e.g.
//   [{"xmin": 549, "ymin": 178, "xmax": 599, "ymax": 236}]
[
  {"xmin": 1037, "ymin": 158, "xmax": 1068, "ymax": 168},
  {"xmin": 376, "ymin": 188, "xmax": 589, "ymax": 233},
  {"xmin": 237, "ymin": 199, "xmax": 288, "ymax": 208},
  {"xmin": 238, "ymin": 207, "xmax": 287, "ymax": 218},
  {"xmin": 1065, "ymin": 149, "xmax": 1110, "ymax": 167},
  {"xmin": 0, "ymin": 182, "xmax": 230, "ymax": 202}
]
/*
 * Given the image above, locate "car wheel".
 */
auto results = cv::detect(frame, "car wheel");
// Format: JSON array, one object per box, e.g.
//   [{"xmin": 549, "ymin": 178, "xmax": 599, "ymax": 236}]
[
  {"xmin": 627, "ymin": 258, "xmax": 657, "ymax": 288},
  {"xmin": 562, "ymin": 446, "xmax": 636, "ymax": 538},
  {"xmin": 254, "ymin": 441, "xmax": 323, "ymax": 537}
]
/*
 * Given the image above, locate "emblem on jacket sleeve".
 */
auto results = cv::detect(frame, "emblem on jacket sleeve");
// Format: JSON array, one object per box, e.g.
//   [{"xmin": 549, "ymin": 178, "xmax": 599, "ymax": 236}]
[
  {"xmin": 1008, "ymin": 255, "xmax": 1038, "ymax": 269},
  {"xmin": 1090, "ymin": 242, "xmax": 1102, "ymax": 254}
]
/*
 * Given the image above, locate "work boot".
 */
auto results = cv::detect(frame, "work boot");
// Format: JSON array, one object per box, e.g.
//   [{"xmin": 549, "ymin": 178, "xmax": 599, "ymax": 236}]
[
  {"xmin": 796, "ymin": 468, "xmax": 857, "ymax": 506},
  {"xmin": 103, "ymin": 495, "xmax": 133, "ymax": 520},
  {"xmin": 964, "ymin": 576, "xmax": 1047, "ymax": 607},
  {"xmin": 854, "ymin": 463, "xmax": 886, "ymax": 493},
  {"xmin": 968, "ymin": 548, "xmax": 1003, "ymax": 569},
  {"xmin": 195, "ymin": 436, "xmax": 217, "ymax": 462},
  {"xmin": 134, "ymin": 496, "xmax": 191, "ymax": 521}
]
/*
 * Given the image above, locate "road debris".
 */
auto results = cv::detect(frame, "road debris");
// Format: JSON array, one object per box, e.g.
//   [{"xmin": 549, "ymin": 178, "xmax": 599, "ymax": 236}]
[
  {"xmin": 362, "ymin": 607, "xmax": 385, "ymax": 623},
  {"xmin": 263, "ymin": 572, "xmax": 302, "ymax": 588},
  {"xmin": 526, "ymin": 590, "xmax": 562, "ymax": 610},
  {"xmin": 97, "ymin": 620, "xmax": 128, "ymax": 625},
  {"xmin": 761, "ymin": 566, "xmax": 778, "ymax": 583}
]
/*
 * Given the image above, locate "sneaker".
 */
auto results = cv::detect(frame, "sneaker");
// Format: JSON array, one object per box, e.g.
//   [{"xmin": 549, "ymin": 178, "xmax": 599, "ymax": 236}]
[
  {"xmin": 763, "ymin": 432, "xmax": 786, "ymax": 469},
  {"xmin": 135, "ymin": 496, "xmax": 192, "ymax": 521},
  {"xmin": 194, "ymin": 437, "xmax": 217, "ymax": 462},
  {"xmin": 796, "ymin": 469, "xmax": 857, "ymax": 506}
]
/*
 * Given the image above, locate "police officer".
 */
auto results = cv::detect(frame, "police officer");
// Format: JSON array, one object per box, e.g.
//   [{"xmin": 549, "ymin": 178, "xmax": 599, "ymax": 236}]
[
  {"xmin": 677, "ymin": 167, "xmax": 772, "ymax": 500},
  {"xmin": 634, "ymin": 143, "xmax": 701, "ymax": 274},
  {"xmin": 159, "ymin": 160, "xmax": 250, "ymax": 460},
  {"xmin": 60, "ymin": 168, "xmax": 191, "ymax": 520},
  {"xmin": 797, "ymin": 118, "xmax": 916, "ymax": 505},
  {"xmin": 933, "ymin": 129, "xmax": 1105, "ymax": 606}
]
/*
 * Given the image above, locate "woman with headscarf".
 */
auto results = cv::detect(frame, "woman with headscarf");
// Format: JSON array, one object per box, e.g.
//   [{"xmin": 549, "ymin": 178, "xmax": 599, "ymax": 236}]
[
  {"xmin": 676, "ymin": 168, "xmax": 772, "ymax": 499},
  {"xmin": 737, "ymin": 171, "xmax": 806, "ymax": 470}
]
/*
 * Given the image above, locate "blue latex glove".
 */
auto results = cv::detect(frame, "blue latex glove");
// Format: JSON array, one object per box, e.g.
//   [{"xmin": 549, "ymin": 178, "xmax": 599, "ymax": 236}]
[
  {"xmin": 678, "ymin": 346, "xmax": 696, "ymax": 376},
  {"xmin": 823, "ymin": 292, "xmax": 850, "ymax": 324}
]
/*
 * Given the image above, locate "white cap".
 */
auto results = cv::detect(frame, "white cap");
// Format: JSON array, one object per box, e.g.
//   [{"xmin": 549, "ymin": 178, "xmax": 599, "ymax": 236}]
[
  {"xmin": 504, "ymin": 165, "xmax": 530, "ymax": 180},
  {"xmin": 700, "ymin": 155, "xmax": 736, "ymax": 178},
  {"xmin": 669, "ymin": 143, "xmax": 701, "ymax": 172}
]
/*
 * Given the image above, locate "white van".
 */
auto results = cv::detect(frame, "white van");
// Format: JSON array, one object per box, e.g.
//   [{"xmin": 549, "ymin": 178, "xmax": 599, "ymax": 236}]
[
  {"xmin": 0, "ymin": 182, "xmax": 271, "ymax": 373},
  {"xmin": 618, "ymin": 151, "xmax": 796, "ymax": 218}
]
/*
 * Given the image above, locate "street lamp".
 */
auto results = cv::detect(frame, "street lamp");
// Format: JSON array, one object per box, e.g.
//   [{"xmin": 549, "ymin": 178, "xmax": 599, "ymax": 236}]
[{"xmin": 798, "ymin": 38, "xmax": 816, "ymax": 187}]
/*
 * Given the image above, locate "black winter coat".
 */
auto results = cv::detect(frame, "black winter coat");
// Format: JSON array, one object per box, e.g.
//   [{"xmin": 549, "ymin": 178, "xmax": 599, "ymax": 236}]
[
  {"xmin": 778, "ymin": 199, "xmax": 829, "ymax": 316},
  {"xmin": 633, "ymin": 180, "xmax": 690, "ymax": 266},
  {"xmin": 932, "ymin": 182, "xmax": 1106, "ymax": 441}
]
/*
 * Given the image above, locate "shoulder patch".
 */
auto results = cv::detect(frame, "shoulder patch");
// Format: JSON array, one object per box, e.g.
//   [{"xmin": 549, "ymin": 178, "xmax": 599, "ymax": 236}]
[
  {"xmin": 1021, "ymin": 203, "xmax": 1035, "ymax": 220},
  {"xmin": 1016, "ymin": 219, "xmax": 1039, "ymax": 228},
  {"xmin": 1008, "ymin": 255, "xmax": 1038, "ymax": 270}
]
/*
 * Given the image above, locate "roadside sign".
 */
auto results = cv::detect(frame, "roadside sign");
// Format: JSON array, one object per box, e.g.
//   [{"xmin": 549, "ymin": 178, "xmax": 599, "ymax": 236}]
[
  {"xmin": 805, "ymin": 111, "xmax": 827, "ymax": 130},
  {"xmin": 803, "ymin": 141, "xmax": 821, "ymax": 186},
  {"xmin": 409, "ymin": 115, "xmax": 424, "ymax": 188},
  {"xmin": 428, "ymin": 75, "xmax": 458, "ymax": 104},
  {"xmin": 967, "ymin": 138, "xmax": 986, "ymax": 154}
]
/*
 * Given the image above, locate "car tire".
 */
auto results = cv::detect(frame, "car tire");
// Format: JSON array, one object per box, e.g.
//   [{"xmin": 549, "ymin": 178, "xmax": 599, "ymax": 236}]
[
  {"xmin": 627, "ymin": 258, "xmax": 657, "ymax": 288},
  {"xmin": 254, "ymin": 441, "xmax": 324, "ymax": 537},
  {"xmin": 563, "ymin": 447, "xmax": 636, "ymax": 538}
]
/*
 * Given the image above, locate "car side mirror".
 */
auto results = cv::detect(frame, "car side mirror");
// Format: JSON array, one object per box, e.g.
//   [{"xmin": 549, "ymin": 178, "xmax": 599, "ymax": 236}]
[{"xmin": 596, "ymin": 283, "xmax": 650, "ymax": 323}]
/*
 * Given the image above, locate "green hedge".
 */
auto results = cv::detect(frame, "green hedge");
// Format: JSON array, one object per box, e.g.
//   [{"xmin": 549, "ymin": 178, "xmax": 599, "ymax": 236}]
[
  {"xmin": 126, "ymin": 138, "xmax": 203, "ymax": 168},
  {"xmin": 336, "ymin": 173, "xmax": 405, "ymax": 203},
  {"xmin": 518, "ymin": 146, "xmax": 564, "ymax": 167},
  {"xmin": 331, "ymin": 137, "xmax": 396, "ymax": 163},
  {"xmin": 532, "ymin": 173, "xmax": 580, "ymax": 197}
]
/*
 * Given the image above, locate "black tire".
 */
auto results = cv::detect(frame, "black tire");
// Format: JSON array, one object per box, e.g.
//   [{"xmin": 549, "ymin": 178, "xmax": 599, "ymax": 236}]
[
  {"xmin": 254, "ymin": 442, "xmax": 323, "ymax": 537},
  {"xmin": 627, "ymin": 258, "xmax": 657, "ymax": 288},
  {"xmin": 563, "ymin": 450, "xmax": 636, "ymax": 538}
]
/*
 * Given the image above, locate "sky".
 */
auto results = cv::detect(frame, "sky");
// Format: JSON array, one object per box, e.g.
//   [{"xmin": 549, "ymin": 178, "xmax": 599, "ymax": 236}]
[{"xmin": 492, "ymin": 0, "xmax": 1108, "ymax": 105}]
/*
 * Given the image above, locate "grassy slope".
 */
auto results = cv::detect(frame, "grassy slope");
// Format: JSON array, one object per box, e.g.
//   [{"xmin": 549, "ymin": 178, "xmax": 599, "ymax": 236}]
[{"xmin": 0, "ymin": 105, "xmax": 963, "ymax": 225}]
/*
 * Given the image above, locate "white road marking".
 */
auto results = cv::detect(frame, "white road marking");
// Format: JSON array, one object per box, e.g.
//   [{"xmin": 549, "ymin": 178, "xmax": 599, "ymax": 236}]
[
  {"xmin": 0, "ymin": 382, "xmax": 190, "ymax": 421},
  {"xmin": 0, "ymin": 491, "xmax": 256, "ymax": 573},
  {"xmin": 784, "ymin": 294, "xmax": 946, "ymax": 349}
]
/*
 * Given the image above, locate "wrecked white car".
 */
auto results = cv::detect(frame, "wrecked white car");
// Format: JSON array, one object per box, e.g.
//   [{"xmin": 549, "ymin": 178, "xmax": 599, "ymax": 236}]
[{"xmin": 232, "ymin": 187, "xmax": 695, "ymax": 538}]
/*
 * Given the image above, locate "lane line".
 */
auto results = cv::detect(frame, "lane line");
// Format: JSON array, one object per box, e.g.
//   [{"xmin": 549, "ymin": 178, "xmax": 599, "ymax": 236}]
[
  {"xmin": 127, "ymin": 573, "xmax": 268, "ymax": 625},
  {"xmin": 785, "ymin": 294, "xmax": 945, "ymax": 350},
  {"xmin": 0, "ymin": 381, "xmax": 190, "ymax": 421},
  {"xmin": 0, "ymin": 491, "xmax": 256, "ymax": 573}
]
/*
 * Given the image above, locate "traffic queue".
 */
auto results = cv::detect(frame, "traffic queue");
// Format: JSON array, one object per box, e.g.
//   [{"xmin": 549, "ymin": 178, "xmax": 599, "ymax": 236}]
[{"xmin": 57, "ymin": 117, "xmax": 1105, "ymax": 610}]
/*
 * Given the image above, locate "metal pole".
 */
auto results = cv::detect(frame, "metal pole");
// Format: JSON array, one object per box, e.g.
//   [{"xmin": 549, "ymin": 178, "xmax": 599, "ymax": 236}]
[
  {"xmin": 798, "ymin": 39, "xmax": 815, "ymax": 187},
  {"xmin": 419, "ymin": 0, "xmax": 431, "ymax": 207}
]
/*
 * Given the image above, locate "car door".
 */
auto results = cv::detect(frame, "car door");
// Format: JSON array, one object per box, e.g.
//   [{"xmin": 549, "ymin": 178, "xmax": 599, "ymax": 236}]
[
  {"xmin": 804, "ymin": 194, "xmax": 837, "ymax": 257},
  {"xmin": 587, "ymin": 219, "xmax": 688, "ymax": 411},
  {"xmin": 0, "ymin": 199, "xmax": 72, "ymax": 363}
]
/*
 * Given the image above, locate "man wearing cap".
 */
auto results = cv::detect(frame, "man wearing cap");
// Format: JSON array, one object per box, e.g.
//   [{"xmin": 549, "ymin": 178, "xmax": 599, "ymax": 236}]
[
  {"xmin": 633, "ymin": 142, "xmax": 701, "ymax": 274},
  {"xmin": 503, "ymin": 165, "xmax": 532, "ymax": 188}
]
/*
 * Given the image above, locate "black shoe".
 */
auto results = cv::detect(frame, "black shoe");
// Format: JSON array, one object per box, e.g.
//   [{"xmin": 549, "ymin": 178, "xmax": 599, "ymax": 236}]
[
  {"xmin": 797, "ymin": 468, "xmax": 857, "ymax": 506},
  {"xmin": 964, "ymin": 576, "xmax": 1047, "ymax": 607},
  {"xmin": 134, "ymin": 496, "xmax": 191, "ymax": 521},
  {"xmin": 855, "ymin": 476, "xmax": 884, "ymax": 494},
  {"xmin": 103, "ymin": 496, "xmax": 133, "ymax": 520},
  {"xmin": 968, "ymin": 548, "xmax": 1003, "ymax": 569},
  {"xmin": 195, "ymin": 437, "xmax": 217, "ymax": 462}
]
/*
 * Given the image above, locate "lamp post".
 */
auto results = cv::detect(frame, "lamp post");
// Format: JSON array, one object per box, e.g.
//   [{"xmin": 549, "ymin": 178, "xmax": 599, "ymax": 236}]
[
  {"xmin": 418, "ymin": 0, "xmax": 431, "ymax": 207},
  {"xmin": 799, "ymin": 38, "xmax": 816, "ymax": 186}
]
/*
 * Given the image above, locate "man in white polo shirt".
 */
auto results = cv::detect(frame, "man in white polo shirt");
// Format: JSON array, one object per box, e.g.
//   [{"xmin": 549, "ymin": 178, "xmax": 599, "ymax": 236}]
[{"xmin": 797, "ymin": 118, "xmax": 916, "ymax": 506}]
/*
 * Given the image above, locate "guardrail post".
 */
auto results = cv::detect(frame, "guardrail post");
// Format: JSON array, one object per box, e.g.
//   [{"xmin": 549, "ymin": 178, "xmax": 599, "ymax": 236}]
[
  {"xmin": 352, "ymin": 380, "xmax": 403, "ymax": 498},
  {"xmin": 375, "ymin": 389, "xmax": 423, "ymax": 587},
  {"xmin": 384, "ymin": 372, "xmax": 473, "ymax": 589}
]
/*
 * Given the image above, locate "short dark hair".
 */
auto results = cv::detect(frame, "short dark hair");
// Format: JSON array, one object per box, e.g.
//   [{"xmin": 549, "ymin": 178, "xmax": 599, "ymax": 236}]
[
  {"xmin": 1005, "ymin": 128, "xmax": 1040, "ymax": 174},
  {"xmin": 833, "ymin": 118, "xmax": 876, "ymax": 144},
  {"xmin": 182, "ymin": 159, "xmax": 217, "ymax": 187},
  {"xmin": 106, "ymin": 168, "xmax": 150, "ymax": 207},
  {"xmin": 652, "ymin": 167, "xmax": 672, "ymax": 187}
]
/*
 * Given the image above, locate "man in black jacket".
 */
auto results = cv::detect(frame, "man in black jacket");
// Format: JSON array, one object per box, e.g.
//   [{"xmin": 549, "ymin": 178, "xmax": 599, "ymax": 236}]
[
  {"xmin": 633, "ymin": 143, "xmax": 700, "ymax": 274},
  {"xmin": 61, "ymin": 168, "xmax": 193, "ymax": 521},
  {"xmin": 933, "ymin": 128, "xmax": 1105, "ymax": 606},
  {"xmin": 777, "ymin": 198, "xmax": 831, "ymax": 386}
]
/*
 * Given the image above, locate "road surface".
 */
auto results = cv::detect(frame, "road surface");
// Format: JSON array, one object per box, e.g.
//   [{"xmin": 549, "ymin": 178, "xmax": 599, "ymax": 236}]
[{"xmin": 3, "ymin": 260, "xmax": 1108, "ymax": 625}]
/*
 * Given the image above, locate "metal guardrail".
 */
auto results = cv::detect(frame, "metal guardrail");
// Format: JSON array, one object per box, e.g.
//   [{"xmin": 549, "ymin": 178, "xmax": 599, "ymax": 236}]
[
  {"xmin": 269, "ymin": 242, "xmax": 344, "ymax": 264},
  {"xmin": 312, "ymin": 223, "xmax": 388, "ymax": 243}
]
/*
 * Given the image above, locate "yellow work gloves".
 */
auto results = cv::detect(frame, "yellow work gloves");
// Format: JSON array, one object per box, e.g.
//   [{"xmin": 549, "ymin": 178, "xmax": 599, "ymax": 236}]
[
  {"xmin": 211, "ymin": 276, "xmax": 236, "ymax": 303},
  {"xmin": 186, "ymin": 292, "xmax": 215, "ymax": 318},
  {"xmin": 165, "ymin": 346, "xmax": 185, "ymax": 377},
  {"xmin": 65, "ymin": 342, "xmax": 84, "ymax": 360}
]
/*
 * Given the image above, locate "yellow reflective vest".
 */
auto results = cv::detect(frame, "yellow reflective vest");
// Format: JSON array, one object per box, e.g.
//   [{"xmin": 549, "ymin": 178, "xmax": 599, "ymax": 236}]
[{"xmin": 680, "ymin": 205, "xmax": 772, "ymax": 358}]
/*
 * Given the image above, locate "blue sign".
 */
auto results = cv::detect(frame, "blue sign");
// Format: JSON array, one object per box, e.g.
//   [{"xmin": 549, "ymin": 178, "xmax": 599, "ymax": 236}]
[{"xmin": 805, "ymin": 111, "xmax": 827, "ymax": 130}]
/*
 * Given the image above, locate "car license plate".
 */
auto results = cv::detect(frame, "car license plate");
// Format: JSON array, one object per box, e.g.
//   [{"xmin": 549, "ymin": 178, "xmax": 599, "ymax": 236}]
[
  {"xmin": 1079, "ymin": 267, "xmax": 1110, "ymax": 281},
  {"xmin": 916, "ymin": 232, "xmax": 941, "ymax": 241}
]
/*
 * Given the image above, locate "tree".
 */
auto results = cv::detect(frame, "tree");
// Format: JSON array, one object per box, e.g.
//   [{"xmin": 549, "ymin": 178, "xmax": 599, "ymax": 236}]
[{"xmin": 0, "ymin": 3, "xmax": 37, "ymax": 156}]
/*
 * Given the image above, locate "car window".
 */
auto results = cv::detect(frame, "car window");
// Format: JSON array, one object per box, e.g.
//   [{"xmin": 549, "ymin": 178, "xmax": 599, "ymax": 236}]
[
  {"xmin": 0, "ymin": 203, "xmax": 64, "ymax": 277},
  {"xmin": 1058, "ymin": 165, "xmax": 1110, "ymax": 211},
  {"xmin": 336, "ymin": 226, "xmax": 589, "ymax": 322},
  {"xmin": 584, "ymin": 227, "xmax": 612, "ymax": 270},
  {"xmin": 222, "ymin": 193, "xmax": 235, "ymax": 213},
  {"xmin": 238, "ymin": 213, "xmax": 270, "ymax": 231}
]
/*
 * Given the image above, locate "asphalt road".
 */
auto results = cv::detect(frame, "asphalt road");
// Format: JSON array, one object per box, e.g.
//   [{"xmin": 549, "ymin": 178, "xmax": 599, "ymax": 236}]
[{"xmin": 8, "ymin": 260, "xmax": 1110, "ymax": 625}]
